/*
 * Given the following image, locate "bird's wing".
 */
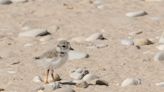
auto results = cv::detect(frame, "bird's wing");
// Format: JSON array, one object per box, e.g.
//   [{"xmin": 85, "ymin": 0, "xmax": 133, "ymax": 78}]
[
  {"xmin": 34, "ymin": 53, "xmax": 60, "ymax": 68},
  {"xmin": 37, "ymin": 48, "xmax": 58, "ymax": 59}
]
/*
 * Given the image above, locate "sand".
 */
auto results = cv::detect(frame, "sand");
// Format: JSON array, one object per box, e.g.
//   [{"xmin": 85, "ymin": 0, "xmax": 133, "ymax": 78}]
[{"xmin": 0, "ymin": 0, "xmax": 164, "ymax": 92}]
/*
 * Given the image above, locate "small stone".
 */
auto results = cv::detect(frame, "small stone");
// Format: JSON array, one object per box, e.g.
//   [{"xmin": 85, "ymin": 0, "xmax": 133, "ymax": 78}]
[
  {"xmin": 82, "ymin": 74, "xmax": 99, "ymax": 82},
  {"xmin": 76, "ymin": 80, "xmax": 89, "ymax": 88},
  {"xmin": 32, "ymin": 76, "xmax": 42, "ymax": 83},
  {"xmin": 70, "ymin": 72, "xmax": 84, "ymax": 80},
  {"xmin": 44, "ymin": 82, "xmax": 61, "ymax": 91},
  {"xmin": 68, "ymin": 51, "xmax": 89, "ymax": 60},
  {"xmin": 0, "ymin": 88, "xmax": 4, "ymax": 91},
  {"xmin": 155, "ymin": 82, "xmax": 164, "ymax": 87},
  {"xmin": 70, "ymin": 68, "xmax": 89, "ymax": 80},
  {"xmin": 0, "ymin": 0, "xmax": 12, "ymax": 4},
  {"xmin": 55, "ymin": 87, "xmax": 75, "ymax": 92},
  {"xmin": 121, "ymin": 78, "xmax": 141, "ymax": 87},
  {"xmin": 96, "ymin": 80, "xmax": 109, "ymax": 86},
  {"xmin": 154, "ymin": 51, "xmax": 164, "ymax": 62},
  {"xmin": 126, "ymin": 11, "xmax": 147, "ymax": 17},
  {"xmin": 39, "ymin": 35, "xmax": 52, "ymax": 42},
  {"xmin": 156, "ymin": 45, "xmax": 164, "ymax": 50},
  {"xmin": 18, "ymin": 29, "xmax": 50, "ymax": 38},
  {"xmin": 86, "ymin": 32, "xmax": 105, "ymax": 42},
  {"xmin": 134, "ymin": 38, "xmax": 153, "ymax": 46},
  {"xmin": 121, "ymin": 38, "xmax": 134, "ymax": 46}
]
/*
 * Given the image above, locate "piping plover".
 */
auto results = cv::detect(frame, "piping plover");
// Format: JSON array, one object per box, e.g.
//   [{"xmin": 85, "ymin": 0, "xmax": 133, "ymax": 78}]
[{"xmin": 35, "ymin": 40, "xmax": 73, "ymax": 83}]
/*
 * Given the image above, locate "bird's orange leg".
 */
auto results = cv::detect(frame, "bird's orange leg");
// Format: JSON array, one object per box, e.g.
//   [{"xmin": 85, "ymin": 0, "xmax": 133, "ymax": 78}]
[
  {"xmin": 44, "ymin": 68, "xmax": 50, "ymax": 84},
  {"xmin": 50, "ymin": 68, "xmax": 55, "ymax": 82}
]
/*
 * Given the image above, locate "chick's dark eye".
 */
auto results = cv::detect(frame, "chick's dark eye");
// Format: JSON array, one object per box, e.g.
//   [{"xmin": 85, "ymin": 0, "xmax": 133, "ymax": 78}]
[{"xmin": 62, "ymin": 45, "xmax": 66, "ymax": 47}]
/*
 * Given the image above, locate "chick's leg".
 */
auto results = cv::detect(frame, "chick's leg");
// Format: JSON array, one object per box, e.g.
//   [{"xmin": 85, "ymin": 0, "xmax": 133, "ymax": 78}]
[{"xmin": 44, "ymin": 68, "xmax": 50, "ymax": 84}]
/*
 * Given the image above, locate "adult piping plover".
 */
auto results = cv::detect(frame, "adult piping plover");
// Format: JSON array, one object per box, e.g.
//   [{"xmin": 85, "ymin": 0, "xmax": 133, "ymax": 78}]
[{"xmin": 35, "ymin": 40, "xmax": 73, "ymax": 83}]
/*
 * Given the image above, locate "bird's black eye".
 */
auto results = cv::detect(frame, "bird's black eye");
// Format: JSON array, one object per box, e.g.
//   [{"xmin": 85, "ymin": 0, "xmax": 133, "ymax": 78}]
[{"xmin": 62, "ymin": 45, "xmax": 66, "ymax": 48}]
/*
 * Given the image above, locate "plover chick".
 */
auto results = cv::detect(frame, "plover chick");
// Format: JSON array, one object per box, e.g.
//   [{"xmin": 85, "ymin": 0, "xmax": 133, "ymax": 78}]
[{"xmin": 35, "ymin": 40, "xmax": 73, "ymax": 83}]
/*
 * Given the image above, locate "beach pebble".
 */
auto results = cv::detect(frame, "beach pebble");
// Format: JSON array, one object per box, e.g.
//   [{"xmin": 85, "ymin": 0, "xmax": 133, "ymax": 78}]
[
  {"xmin": 121, "ymin": 38, "xmax": 134, "ymax": 46},
  {"xmin": 69, "ymin": 68, "xmax": 89, "ymax": 80},
  {"xmin": 44, "ymin": 82, "xmax": 61, "ymax": 91},
  {"xmin": 32, "ymin": 76, "xmax": 42, "ymax": 83},
  {"xmin": 76, "ymin": 80, "xmax": 89, "ymax": 88},
  {"xmin": 0, "ymin": 0, "xmax": 12, "ymax": 4},
  {"xmin": 95, "ymin": 80, "xmax": 109, "ymax": 86},
  {"xmin": 86, "ymin": 32, "xmax": 105, "ymax": 42},
  {"xmin": 156, "ymin": 45, "xmax": 164, "ymax": 50},
  {"xmin": 55, "ymin": 87, "xmax": 75, "ymax": 92},
  {"xmin": 82, "ymin": 74, "xmax": 99, "ymax": 82},
  {"xmin": 11, "ymin": 0, "xmax": 27, "ymax": 3},
  {"xmin": 68, "ymin": 51, "xmax": 89, "ymax": 60},
  {"xmin": 70, "ymin": 72, "xmax": 84, "ymax": 80},
  {"xmin": 126, "ymin": 11, "xmax": 147, "ymax": 17},
  {"xmin": 18, "ymin": 29, "xmax": 50, "ymax": 38},
  {"xmin": 121, "ymin": 78, "xmax": 141, "ymax": 87},
  {"xmin": 155, "ymin": 82, "xmax": 164, "ymax": 87},
  {"xmin": 0, "ymin": 88, "xmax": 4, "ymax": 91},
  {"xmin": 134, "ymin": 38, "xmax": 153, "ymax": 46},
  {"xmin": 154, "ymin": 51, "xmax": 164, "ymax": 62}
]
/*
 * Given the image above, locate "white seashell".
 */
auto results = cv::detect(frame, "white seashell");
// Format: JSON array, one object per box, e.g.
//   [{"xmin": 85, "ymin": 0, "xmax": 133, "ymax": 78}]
[
  {"xmin": 18, "ymin": 29, "xmax": 50, "ymax": 38},
  {"xmin": 121, "ymin": 78, "xmax": 141, "ymax": 87},
  {"xmin": 82, "ymin": 74, "xmax": 99, "ymax": 82},
  {"xmin": 121, "ymin": 38, "xmax": 134, "ymax": 46},
  {"xmin": 126, "ymin": 11, "xmax": 147, "ymax": 17},
  {"xmin": 86, "ymin": 32, "xmax": 105, "ymax": 42}
]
